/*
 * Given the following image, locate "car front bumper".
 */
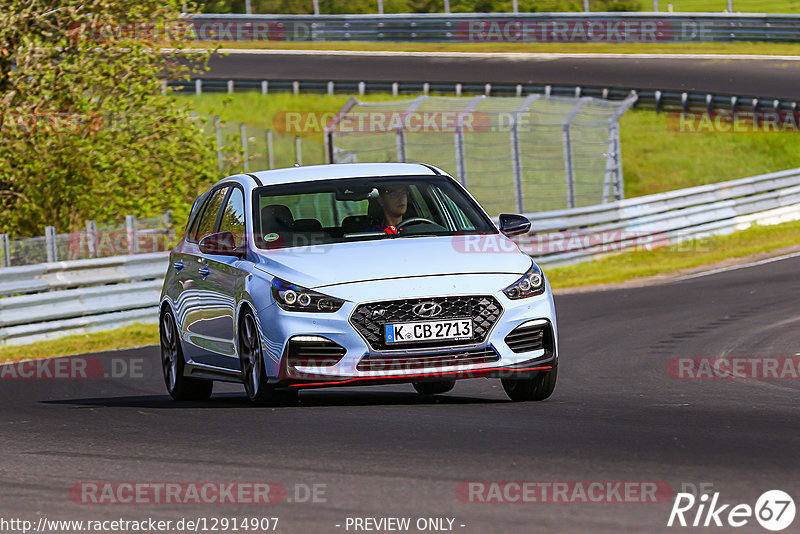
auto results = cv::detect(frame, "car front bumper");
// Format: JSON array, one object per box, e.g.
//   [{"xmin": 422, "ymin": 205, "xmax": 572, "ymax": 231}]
[{"xmin": 256, "ymin": 275, "xmax": 558, "ymax": 388}]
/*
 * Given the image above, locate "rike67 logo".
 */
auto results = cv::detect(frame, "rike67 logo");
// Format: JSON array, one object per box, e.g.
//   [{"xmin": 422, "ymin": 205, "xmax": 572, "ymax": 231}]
[{"xmin": 668, "ymin": 489, "xmax": 795, "ymax": 531}]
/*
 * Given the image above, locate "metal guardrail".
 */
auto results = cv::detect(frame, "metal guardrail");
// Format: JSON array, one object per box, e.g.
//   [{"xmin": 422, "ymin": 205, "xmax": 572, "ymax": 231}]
[
  {"xmin": 186, "ymin": 13, "xmax": 800, "ymax": 43},
  {"xmin": 2, "ymin": 168, "xmax": 800, "ymax": 345},
  {"xmin": 522, "ymin": 168, "xmax": 800, "ymax": 266},
  {"xmin": 169, "ymin": 79, "xmax": 800, "ymax": 113},
  {"xmin": 0, "ymin": 253, "xmax": 168, "ymax": 346}
]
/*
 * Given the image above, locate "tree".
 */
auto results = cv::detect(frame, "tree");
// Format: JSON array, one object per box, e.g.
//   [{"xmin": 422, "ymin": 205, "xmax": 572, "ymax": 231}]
[{"xmin": 0, "ymin": 0, "xmax": 218, "ymax": 236}]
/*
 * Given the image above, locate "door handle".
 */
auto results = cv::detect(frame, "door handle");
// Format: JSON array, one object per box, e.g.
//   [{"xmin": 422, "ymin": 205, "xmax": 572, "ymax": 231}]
[
  {"xmin": 198, "ymin": 267, "xmax": 210, "ymax": 280},
  {"xmin": 173, "ymin": 261, "xmax": 184, "ymax": 273}
]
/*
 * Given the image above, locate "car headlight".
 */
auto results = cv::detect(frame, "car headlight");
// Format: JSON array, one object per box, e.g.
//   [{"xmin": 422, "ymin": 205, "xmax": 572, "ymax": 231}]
[
  {"xmin": 271, "ymin": 278, "xmax": 344, "ymax": 313},
  {"xmin": 503, "ymin": 264, "xmax": 545, "ymax": 300}
]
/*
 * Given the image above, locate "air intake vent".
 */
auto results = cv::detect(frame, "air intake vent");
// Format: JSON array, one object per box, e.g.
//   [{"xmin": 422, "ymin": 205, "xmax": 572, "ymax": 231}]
[
  {"xmin": 504, "ymin": 320, "xmax": 554, "ymax": 354},
  {"xmin": 287, "ymin": 337, "xmax": 346, "ymax": 368}
]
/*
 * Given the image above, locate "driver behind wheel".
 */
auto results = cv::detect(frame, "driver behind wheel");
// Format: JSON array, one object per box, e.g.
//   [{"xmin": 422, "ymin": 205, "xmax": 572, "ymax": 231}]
[{"xmin": 373, "ymin": 185, "xmax": 408, "ymax": 234}]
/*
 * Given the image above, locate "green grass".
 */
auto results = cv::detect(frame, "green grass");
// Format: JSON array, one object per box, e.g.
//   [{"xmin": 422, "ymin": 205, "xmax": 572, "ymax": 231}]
[
  {"xmin": 0, "ymin": 323, "xmax": 159, "ymax": 364},
  {"xmin": 665, "ymin": 0, "xmax": 800, "ymax": 13},
  {"xmin": 197, "ymin": 40, "xmax": 800, "ymax": 55},
  {"xmin": 547, "ymin": 218, "xmax": 800, "ymax": 288},
  {"xmin": 619, "ymin": 111, "xmax": 800, "ymax": 196}
]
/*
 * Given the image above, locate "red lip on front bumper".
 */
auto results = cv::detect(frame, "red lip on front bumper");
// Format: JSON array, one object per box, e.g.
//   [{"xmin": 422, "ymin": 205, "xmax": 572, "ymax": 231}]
[{"xmin": 286, "ymin": 365, "xmax": 554, "ymax": 388}]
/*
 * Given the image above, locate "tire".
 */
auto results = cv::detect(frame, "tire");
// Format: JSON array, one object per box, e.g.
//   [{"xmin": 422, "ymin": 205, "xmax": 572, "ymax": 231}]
[
  {"xmin": 412, "ymin": 380, "xmax": 456, "ymax": 395},
  {"xmin": 239, "ymin": 311, "xmax": 298, "ymax": 407},
  {"xmin": 160, "ymin": 309, "xmax": 213, "ymax": 401},
  {"xmin": 501, "ymin": 367, "xmax": 557, "ymax": 402}
]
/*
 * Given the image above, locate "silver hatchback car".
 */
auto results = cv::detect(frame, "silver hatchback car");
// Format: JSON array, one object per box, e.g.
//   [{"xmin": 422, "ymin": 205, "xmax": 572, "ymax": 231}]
[{"xmin": 159, "ymin": 163, "xmax": 558, "ymax": 405}]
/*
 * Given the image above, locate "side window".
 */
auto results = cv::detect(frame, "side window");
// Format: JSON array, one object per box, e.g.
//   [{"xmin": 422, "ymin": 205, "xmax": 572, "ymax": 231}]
[
  {"xmin": 218, "ymin": 187, "xmax": 246, "ymax": 246},
  {"xmin": 192, "ymin": 187, "xmax": 228, "ymax": 242}
]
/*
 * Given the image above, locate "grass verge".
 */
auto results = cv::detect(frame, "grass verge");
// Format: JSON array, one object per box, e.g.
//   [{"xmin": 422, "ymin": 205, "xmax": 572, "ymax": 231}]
[
  {"xmin": 547, "ymin": 218, "xmax": 800, "ymax": 289},
  {"xmin": 0, "ymin": 323, "xmax": 159, "ymax": 364},
  {"xmin": 193, "ymin": 41, "xmax": 800, "ymax": 56}
]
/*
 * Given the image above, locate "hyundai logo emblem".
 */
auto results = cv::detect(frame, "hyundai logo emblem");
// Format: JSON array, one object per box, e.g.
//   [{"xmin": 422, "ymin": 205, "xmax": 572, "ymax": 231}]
[{"xmin": 412, "ymin": 301, "xmax": 442, "ymax": 318}]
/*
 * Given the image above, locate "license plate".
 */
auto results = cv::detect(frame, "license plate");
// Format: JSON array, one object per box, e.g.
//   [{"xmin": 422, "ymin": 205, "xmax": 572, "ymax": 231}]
[{"xmin": 385, "ymin": 318, "xmax": 473, "ymax": 343}]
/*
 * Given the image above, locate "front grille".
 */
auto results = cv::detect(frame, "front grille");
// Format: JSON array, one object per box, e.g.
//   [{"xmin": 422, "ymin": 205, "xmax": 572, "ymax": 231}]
[
  {"xmin": 287, "ymin": 337, "xmax": 346, "ymax": 368},
  {"xmin": 357, "ymin": 346, "xmax": 499, "ymax": 372},
  {"xmin": 504, "ymin": 320, "xmax": 554, "ymax": 354},
  {"xmin": 349, "ymin": 295, "xmax": 503, "ymax": 351}
]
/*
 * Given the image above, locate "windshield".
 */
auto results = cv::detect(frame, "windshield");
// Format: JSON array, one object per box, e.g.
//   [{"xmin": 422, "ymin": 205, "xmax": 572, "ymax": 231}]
[{"xmin": 252, "ymin": 175, "xmax": 497, "ymax": 250}]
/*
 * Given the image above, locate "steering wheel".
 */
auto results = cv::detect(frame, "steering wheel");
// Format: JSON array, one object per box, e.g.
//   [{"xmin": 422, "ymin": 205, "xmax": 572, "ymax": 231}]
[{"xmin": 398, "ymin": 217, "xmax": 437, "ymax": 228}]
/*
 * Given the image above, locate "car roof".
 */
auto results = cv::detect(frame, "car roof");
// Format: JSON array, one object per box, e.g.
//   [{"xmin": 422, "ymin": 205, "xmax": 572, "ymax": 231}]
[{"xmin": 247, "ymin": 163, "xmax": 443, "ymax": 186}]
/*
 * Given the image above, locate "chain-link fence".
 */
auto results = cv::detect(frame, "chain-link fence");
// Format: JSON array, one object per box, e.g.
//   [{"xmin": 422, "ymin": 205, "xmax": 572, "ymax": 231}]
[
  {"xmin": 203, "ymin": 114, "xmax": 326, "ymax": 175},
  {"xmin": 325, "ymin": 95, "xmax": 635, "ymax": 214}
]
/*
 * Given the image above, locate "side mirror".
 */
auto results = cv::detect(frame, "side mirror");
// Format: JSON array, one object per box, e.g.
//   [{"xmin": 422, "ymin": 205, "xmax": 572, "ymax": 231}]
[
  {"xmin": 499, "ymin": 214, "xmax": 531, "ymax": 236},
  {"xmin": 199, "ymin": 231, "xmax": 242, "ymax": 257}
]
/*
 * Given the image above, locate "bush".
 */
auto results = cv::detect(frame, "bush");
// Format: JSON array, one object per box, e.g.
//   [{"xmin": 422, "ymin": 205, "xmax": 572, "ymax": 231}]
[{"xmin": 0, "ymin": 1, "xmax": 219, "ymax": 236}]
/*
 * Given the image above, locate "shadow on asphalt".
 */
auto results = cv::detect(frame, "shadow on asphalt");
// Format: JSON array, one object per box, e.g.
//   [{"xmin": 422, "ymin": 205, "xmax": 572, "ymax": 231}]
[{"xmin": 42, "ymin": 390, "xmax": 507, "ymax": 409}]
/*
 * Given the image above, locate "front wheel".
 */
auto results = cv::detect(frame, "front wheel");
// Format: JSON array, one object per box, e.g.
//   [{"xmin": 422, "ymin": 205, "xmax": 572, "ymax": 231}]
[
  {"xmin": 412, "ymin": 380, "xmax": 455, "ymax": 395},
  {"xmin": 501, "ymin": 367, "xmax": 557, "ymax": 402},
  {"xmin": 239, "ymin": 311, "xmax": 298, "ymax": 406},
  {"xmin": 160, "ymin": 309, "xmax": 213, "ymax": 401}
]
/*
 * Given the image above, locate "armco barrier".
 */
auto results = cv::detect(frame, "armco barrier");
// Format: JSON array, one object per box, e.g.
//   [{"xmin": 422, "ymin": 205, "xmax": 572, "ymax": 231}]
[
  {"xmin": 185, "ymin": 13, "xmax": 800, "ymax": 43},
  {"xmin": 523, "ymin": 168, "xmax": 800, "ymax": 266},
  {"xmin": 2, "ymin": 168, "xmax": 799, "ymax": 345}
]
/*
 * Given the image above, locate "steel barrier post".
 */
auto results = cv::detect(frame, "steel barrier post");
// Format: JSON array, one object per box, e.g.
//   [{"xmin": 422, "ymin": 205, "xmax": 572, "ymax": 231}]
[
  {"xmin": 45, "ymin": 226, "xmax": 57, "ymax": 263},
  {"xmin": 0, "ymin": 234, "xmax": 9, "ymax": 267},
  {"xmin": 126, "ymin": 216, "xmax": 137, "ymax": 255}
]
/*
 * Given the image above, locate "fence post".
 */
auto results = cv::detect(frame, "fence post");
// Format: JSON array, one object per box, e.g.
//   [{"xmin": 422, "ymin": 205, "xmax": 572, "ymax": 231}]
[
  {"xmin": 510, "ymin": 119, "xmax": 524, "ymax": 213},
  {"xmin": 612, "ymin": 122, "xmax": 624, "ymax": 200},
  {"xmin": 396, "ymin": 127, "xmax": 407, "ymax": 162},
  {"xmin": 245, "ymin": 0, "xmax": 252, "ymax": 14},
  {"xmin": 512, "ymin": 0, "xmax": 518, "ymax": 13},
  {"xmin": 85, "ymin": 220, "xmax": 98, "ymax": 258},
  {"xmin": 328, "ymin": 81, "xmax": 335, "ymax": 96},
  {"xmin": 444, "ymin": 0, "xmax": 450, "ymax": 13},
  {"xmin": 313, "ymin": 0, "xmax": 320, "ymax": 15},
  {"xmin": 562, "ymin": 124, "xmax": 576, "ymax": 209},
  {"xmin": 295, "ymin": 136, "xmax": 303, "ymax": 166},
  {"xmin": 0, "ymin": 234, "xmax": 9, "ymax": 267},
  {"xmin": 227, "ymin": 80, "xmax": 234, "ymax": 94},
  {"xmin": 454, "ymin": 126, "xmax": 466, "ymax": 186},
  {"xmin": 126, "ymin": 215, "xmax": 137, "ymax": 255},
  {"xmin": 261, "ymin": 80, "xmax": 268, "ymax": 94},
  {"xmin": 215, "ymin": 116, "xmax": 223, "ymax": 173},
  {"xmin": 45, "ymin": 226, "xmax": 57, "ymax": 263},
  {"xmin": 266, "ymin": 130, "xmax": 275, "ymax": 169},
  {"xmin": 325, "ymin": 132, "xmax": 336, "ymax": 164},
  {"xmin": 377, "ymin": 0, "xmax": 384, "ymax": 14},
  {"xmin": 240, "ymin": 123, "xmax": 249, "ymax": 172},
  {"xmin": 583, "ymin": 0, "xmax": 589, "ymax": 11},
  {"xmin": 653, "ymin": 0, "xmax": 659, "ymax": 10}
]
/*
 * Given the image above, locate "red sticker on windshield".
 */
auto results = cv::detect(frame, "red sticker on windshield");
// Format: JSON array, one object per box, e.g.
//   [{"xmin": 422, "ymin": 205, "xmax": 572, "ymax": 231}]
[{"xmin": 384, "ymin": 226, "xmax": 398, "ymax": 235}]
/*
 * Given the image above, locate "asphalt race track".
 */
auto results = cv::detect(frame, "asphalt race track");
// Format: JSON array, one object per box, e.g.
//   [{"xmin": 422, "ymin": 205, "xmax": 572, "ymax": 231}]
[
  {"xmin": 203, "ymin": 51, "xmax": 800, "ymax": 100},
  {"xmin": 1, "ymin": 254, "xmax": 798, "ymax": 533}
]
